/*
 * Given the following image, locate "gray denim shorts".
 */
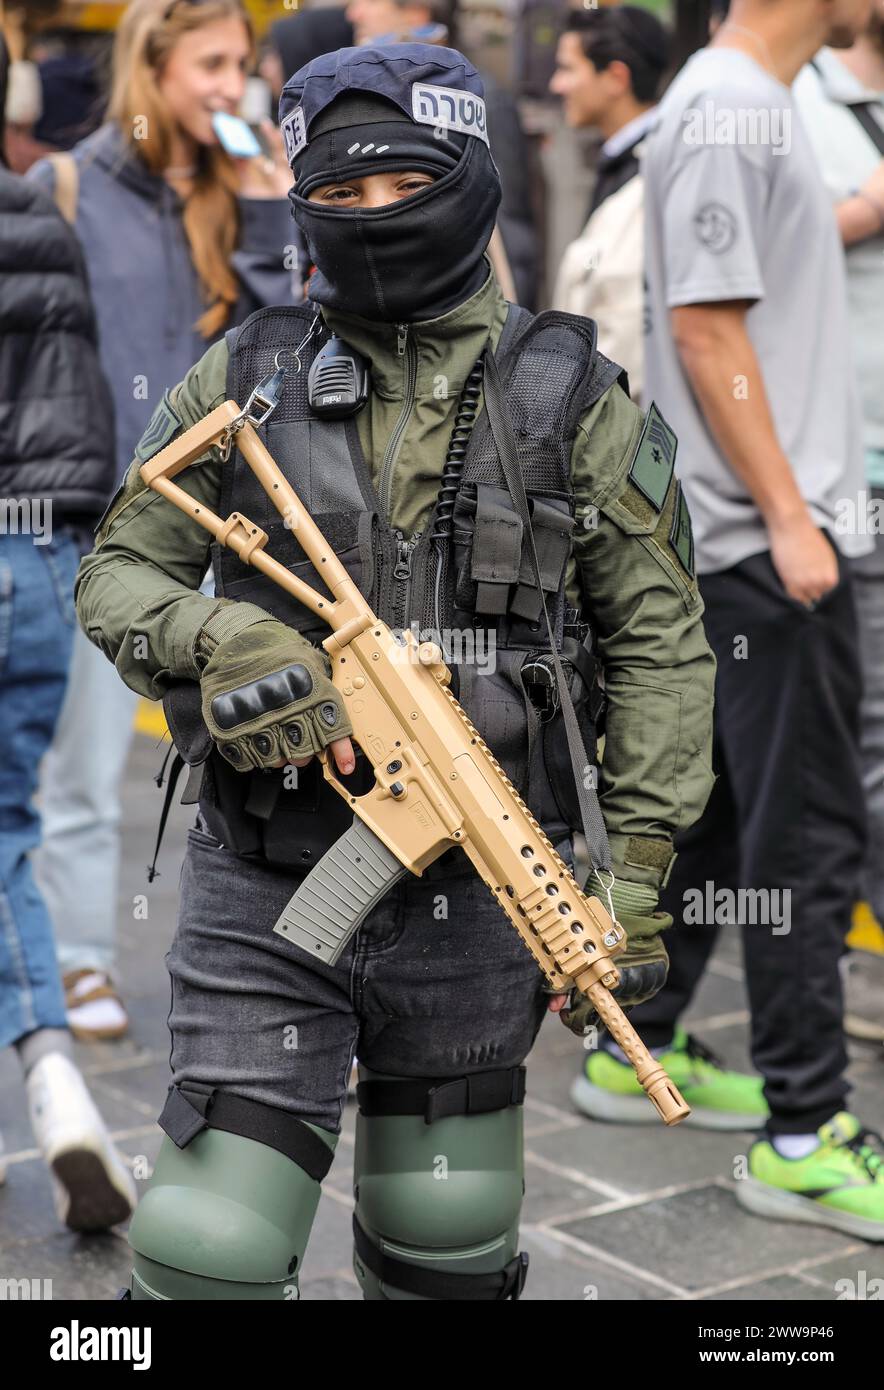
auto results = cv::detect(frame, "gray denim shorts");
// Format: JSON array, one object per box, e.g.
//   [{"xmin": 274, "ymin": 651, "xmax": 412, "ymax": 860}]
[{"xmin": 165, "ymin": 824, "xmax": 572, "ymax": 1132}]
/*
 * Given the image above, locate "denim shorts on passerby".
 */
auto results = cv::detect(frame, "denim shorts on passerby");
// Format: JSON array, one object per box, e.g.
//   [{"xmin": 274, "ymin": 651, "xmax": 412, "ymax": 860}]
[{"xmin": 165, "ymin": 824, "xmax": 571, "ymax": 1132}]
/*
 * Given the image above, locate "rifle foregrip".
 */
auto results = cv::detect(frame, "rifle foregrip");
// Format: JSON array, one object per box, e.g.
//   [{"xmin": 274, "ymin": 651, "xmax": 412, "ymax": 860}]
[
  {"xmin": 586, "ymin": 983, "xmax": 690, "ymax": 1125},
  {"xmin": 273, "ymin": 818, "xmax": 409, "ymax": 965}
]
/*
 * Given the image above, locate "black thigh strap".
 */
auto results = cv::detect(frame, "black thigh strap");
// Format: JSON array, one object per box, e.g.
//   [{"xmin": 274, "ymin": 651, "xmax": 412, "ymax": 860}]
[
  {"xmin": 356, "ymin": 1066, "xmax": 526, "ymax": 1124},
  {"xmin": 353, "ymin": 1215, "xmax": 529, "ymax": 1300},
  {"xmin": 158, "ymin": 1082, "xmax": 335, "ymax": 1184}
]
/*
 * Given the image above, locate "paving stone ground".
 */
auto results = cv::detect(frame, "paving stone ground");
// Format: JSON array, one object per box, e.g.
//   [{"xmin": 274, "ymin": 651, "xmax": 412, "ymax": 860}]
[{"xmin": 2, "ymin": 733, "xmax": 883, "ymax": 1301}]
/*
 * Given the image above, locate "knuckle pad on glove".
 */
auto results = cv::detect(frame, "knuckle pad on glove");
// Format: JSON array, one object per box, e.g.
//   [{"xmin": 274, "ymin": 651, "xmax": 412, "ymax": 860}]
[
  {"xmin": 614, "ymin": 960, "xmax": 668, "ymax": 1006},
  {"xmin": 209, "ymin": 662, "xmax": 314, "ymax": 730},
  {"xmin": 201, "ymin": 619, "xmax": 354, "ymax": 769}
]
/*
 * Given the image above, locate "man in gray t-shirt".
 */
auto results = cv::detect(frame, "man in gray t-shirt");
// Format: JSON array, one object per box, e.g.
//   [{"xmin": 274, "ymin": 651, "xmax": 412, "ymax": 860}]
[
  {"xmin": 573, "ymin": 0, "xmax": 884, "ymax": 1245},
  {"xmin": 644, "ymin": 44, "xmax": 868, "ymax": 576}
]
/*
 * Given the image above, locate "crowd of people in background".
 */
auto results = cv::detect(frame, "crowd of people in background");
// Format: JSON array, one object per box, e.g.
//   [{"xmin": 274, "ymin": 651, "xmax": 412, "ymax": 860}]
[{"xmin": 2, "ymin": 0, "xmax": 884, "ymax": 1246}]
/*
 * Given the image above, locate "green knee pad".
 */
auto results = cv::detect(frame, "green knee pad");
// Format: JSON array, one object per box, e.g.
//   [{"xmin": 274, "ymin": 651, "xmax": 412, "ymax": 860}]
[
  {"xmin": 128, "ymin": 1124, "xmax": 337, "ymax": 1300},
  {"xmin": 352, "ymin": 1066, "xmax": 527, "ymax": 1301}
]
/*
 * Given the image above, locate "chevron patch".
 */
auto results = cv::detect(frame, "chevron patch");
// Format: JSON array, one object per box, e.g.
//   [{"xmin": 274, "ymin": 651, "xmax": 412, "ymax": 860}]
[
  {"xmin": 628, "ymin": 402, "xmax": 677, "ymax": 513},
  {"xmin": 135, "ymin": 391, "xmax": 183, "ymax": 463}
]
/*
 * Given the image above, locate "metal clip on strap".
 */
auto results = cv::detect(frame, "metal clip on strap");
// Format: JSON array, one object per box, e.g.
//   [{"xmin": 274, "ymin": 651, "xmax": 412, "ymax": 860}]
[
  {"xmin": 219, "ymin": 366, "xmax": 288, "ymax": 461},
  {"xmin": 242, "ymin": 366, "xmax": 287, "ymax": 427}
]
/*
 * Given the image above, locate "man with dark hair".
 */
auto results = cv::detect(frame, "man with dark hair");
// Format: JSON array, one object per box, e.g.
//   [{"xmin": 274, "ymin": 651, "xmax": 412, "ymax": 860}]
[
  {"xmin": 551, "ymin": 5, "xmax": 669, "ymax": 400},
  {"xmin": 551, "ymin": 5, "xmax": 670, "ymax": 218}
]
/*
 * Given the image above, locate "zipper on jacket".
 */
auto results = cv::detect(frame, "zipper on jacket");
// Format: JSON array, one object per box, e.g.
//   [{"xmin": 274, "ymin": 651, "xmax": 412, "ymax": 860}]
[
  {"xmin": 392, "ymin": 527, "xmax": 420, "ymax": 631},
  {"xmin": 379, "ymin": 323, "xmax": 417, "ymax": 519}
]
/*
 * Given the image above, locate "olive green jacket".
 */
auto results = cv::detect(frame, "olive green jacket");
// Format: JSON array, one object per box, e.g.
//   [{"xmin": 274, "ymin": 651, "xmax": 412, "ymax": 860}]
[{"xmin": 76, "ymin": 265, "xmax": 715, "ymax": 890}]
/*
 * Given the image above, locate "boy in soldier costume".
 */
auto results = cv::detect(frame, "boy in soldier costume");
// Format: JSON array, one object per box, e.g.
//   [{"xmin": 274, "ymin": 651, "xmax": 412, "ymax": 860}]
[{"xmin": 76, "ymin": 45, "xmax": 714, "ymax": 1300}]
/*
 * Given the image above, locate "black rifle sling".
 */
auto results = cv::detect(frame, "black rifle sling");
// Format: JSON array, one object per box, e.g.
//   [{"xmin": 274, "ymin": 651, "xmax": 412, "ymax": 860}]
[{"xmin": 482, "ymin": 350, "xmax": 613, "ymax": 877}]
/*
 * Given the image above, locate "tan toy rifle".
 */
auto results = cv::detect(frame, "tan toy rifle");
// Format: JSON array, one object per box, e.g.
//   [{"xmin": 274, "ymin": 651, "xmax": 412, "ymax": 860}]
[{"xmin": 140, "ymin": 396, "xmax": 690, "ymax": 1126}]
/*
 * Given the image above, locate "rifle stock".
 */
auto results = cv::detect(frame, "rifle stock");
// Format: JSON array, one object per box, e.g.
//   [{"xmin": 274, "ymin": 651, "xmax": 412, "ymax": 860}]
[{"xmin": 139, "ymin": 402, "xmax": 690, "ymax": 1126}]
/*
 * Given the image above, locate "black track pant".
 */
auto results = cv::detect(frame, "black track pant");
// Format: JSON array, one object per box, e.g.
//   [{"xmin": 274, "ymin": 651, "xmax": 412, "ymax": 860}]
[{"xmin": 627, "ymin": 544, "xmax": 866, "ymax": 1134}]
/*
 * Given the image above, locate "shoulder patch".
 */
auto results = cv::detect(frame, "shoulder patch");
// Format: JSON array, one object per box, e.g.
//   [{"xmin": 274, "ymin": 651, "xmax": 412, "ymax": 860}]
[
  {"xmin": 135, "ymin": 390, "xmax": 183, "ymax": 463},
  {"xmin": 628, "ymin": 402, "xmax": 677, "ymax": 512},
  {"xmin": 669, "ymin": 481, "xmax": 695, "ymax": 578}
]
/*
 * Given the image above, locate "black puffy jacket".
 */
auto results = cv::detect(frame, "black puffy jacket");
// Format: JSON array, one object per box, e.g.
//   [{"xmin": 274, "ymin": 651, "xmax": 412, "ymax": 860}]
[{"xmin": 0, "ymin": 167, "xmax": 114, "ymax": 522}]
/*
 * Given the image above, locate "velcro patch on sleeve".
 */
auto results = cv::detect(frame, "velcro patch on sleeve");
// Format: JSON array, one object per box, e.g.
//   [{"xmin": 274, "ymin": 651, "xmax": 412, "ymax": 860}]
[
  {"xmin": 135, "ymin": 390, "xmax": 183, "ymax": 463},
  {"xmin": 624, "ymin": 835, "xmax": 674, "ymax": 871},
  {"xmin": 669, "ymin": 481, "xmax": 695, "ymax": 578},
  {"xmin": 627, "ymin": 402, "xmax": 677, "ymax": 512}
]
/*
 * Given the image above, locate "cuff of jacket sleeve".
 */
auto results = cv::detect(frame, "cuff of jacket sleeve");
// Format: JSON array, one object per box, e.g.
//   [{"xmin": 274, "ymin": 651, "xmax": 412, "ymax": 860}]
[
  {"xmin": 604, "ymin": 833, "xmax": 676, "ymax": 891},
  {"xmin": 586, "ymin": 871, "xmax": 658, "ymax": 918},
  {"xmin": 194, "ymin": 600, "xmax": 278, "ymax": 669}
]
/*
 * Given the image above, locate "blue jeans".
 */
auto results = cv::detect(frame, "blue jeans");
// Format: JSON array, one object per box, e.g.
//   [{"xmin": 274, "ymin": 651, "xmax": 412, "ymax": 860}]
[
  {"xmin": 33, "ymin": 623, "xmax": 138, "ymax": 977},
  {"xmin": 0, "ymin": 530, "xmax": 80, "ymax": 1049}
]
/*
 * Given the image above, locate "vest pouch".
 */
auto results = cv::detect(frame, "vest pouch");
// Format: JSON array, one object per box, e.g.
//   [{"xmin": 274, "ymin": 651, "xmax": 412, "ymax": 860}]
[
  {"xmin": 259, "ymin": 755, "xmax": 375, "ymax": 871},
  {"xmin": 452, "ymin": 485, "xmax": 574, "ymax": 627},
  {"xmin": 510, "ymin": 496, "xmax": 575, "ymax": 623},
  {"xmin": 451, "ymin": 483, "xmax": 477, "ymax": 620},
  {"xmin": 452, "ymin": 483, "xmax": 525, "ymax": 618},
  {"xmin": 196, "ymin": 754, "xmax": 263, "ymax": 857}
]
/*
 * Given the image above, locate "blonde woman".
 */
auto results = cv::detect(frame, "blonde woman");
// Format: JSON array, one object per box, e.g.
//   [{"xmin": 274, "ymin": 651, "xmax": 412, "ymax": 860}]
[{"xmin": 29, "ymin": 0, "xmax": 300, "ymax": 1042}]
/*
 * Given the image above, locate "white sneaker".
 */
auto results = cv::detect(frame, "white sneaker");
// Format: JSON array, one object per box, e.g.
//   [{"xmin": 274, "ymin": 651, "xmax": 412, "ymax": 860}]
[
  {"xmin": 64, "ymin": 971, "xmax": 129, "ymax": 1042},
  {"xmin": 26, "ymin": 1053, "xmax": 137, "ymax": 1232}
]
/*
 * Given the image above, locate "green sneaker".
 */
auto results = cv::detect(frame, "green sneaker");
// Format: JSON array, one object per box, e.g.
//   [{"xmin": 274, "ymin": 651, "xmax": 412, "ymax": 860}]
[
  {"xmin": 736, "ymin": 1113, "xmax": 884, "ymax": 1242},
  {"xmin": 570, "ymin": 1027, "xmax": 769, "ymax": 1130}
]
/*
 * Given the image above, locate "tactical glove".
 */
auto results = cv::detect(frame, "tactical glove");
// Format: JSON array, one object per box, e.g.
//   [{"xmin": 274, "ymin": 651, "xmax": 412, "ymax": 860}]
[
  {"xmin": 550, "ymin": 875, "xmax": 671, "ymax": 1037},
  {"xmin": 200, "ymin": 620, "xmax": 352, "ymax": 772}
]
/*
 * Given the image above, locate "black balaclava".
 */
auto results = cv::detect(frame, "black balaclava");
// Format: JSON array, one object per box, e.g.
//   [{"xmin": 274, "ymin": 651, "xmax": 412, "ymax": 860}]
[{"xmin": 287, "ymin": 88, "xmax": 502, "ymax": 322}]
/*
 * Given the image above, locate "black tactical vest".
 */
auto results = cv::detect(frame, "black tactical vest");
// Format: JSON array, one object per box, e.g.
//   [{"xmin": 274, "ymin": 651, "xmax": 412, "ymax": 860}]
[{"xmin": 185, "ymin": 300, "xmax": 624, "ymax": 874}]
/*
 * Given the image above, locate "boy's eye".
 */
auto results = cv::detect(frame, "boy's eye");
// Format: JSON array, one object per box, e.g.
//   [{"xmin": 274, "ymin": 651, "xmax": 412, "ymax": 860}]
[{"xmin": 317, "ymin": 177, "xmax": 432, "ymax": 202}]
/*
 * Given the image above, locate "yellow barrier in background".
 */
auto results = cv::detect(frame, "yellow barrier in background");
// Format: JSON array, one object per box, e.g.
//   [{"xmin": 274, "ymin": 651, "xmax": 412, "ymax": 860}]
[
  {"xmin": 135, "ymin": 696, "xmax": 168, "ymax": 742},
  {"xmin": 64, "ymin": 0, "xmax": 293, "ymax": 38},
  {"xmin": 849, "ymin": 901, "xmax": 884, "ymax": 957}
]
